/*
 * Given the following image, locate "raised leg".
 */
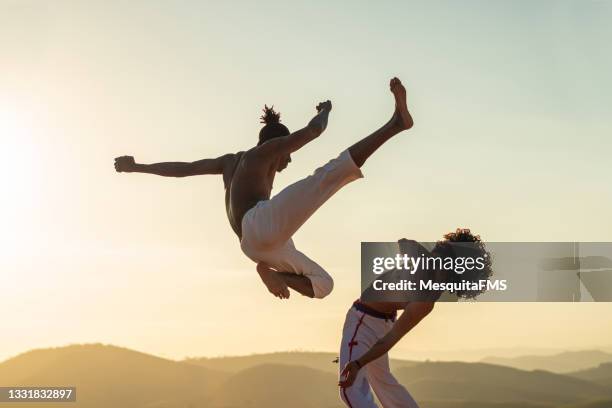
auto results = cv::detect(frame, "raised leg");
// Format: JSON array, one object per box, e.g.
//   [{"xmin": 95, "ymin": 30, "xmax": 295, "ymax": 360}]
[
  {"xmin": 348, "ymin": 77, "xmax": 413, "ymax": 168},
  {"xmin": 242, "ymin": 78, "xmax": 412, "ymax": 249},
  {"xmin": 243, "ymin": 149, "xmax": 363, "ymax": 248}
]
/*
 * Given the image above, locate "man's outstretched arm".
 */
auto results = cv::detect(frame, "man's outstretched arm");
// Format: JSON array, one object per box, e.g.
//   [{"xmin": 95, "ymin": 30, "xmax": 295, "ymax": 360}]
[
  {"xmin": 259, "ymin": 100, "xmax": 332, "ymax": 156},
  {"xmin": 114, "ymin": 154, "xmax": 234, "ymax": 177}
]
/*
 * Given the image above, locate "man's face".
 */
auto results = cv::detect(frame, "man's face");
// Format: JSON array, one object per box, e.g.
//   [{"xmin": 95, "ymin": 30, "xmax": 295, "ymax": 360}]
[{"xmin": 277, "ymin": 154, "xmax": 291, "ymax": 172}]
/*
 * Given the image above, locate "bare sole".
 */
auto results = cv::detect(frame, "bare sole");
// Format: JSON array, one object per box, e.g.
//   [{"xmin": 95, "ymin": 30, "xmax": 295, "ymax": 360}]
[
  {"xmin": 389, "ymin": 77, "xmax": 413, "ymax": 130},
  {"xmin": 257, "ymin": 263, "xmax": 290, "ymax": 299}
]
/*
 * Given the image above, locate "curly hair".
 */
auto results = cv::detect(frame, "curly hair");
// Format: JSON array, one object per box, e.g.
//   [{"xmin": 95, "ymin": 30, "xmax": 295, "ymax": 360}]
[
  {"xmin": 434, "ymin": 228, "xmax": 493, "ymax": 299},
  {"xmin": 258, "ymin": 105, "xmax": 290, "ymax": 145}
]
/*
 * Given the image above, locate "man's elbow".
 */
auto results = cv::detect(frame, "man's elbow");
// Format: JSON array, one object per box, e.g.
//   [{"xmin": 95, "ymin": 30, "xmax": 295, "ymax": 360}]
[
  {"xmin": 172, "ymin": 167, "xmax": 194, "ymax": 177},
  {"xmin": 410, "ymin": 302, "xmax": 434, "ymax": 319},
  {"xmin": 306, "ymin": 122, "xmax": 324, "ymax": 137},
  {"xmin": 421, "ymin": 302, "xmax": 435, "ymax": 317}
]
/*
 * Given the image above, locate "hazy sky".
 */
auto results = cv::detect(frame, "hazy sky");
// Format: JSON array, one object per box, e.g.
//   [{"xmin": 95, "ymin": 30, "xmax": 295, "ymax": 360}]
[{"xmin": 1, "ymin": 0, "xmax": 612, "ymax": 362}]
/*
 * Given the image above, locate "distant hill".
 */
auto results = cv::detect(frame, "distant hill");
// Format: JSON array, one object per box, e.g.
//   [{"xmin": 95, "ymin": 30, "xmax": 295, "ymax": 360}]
[
  {"xmin": 569, "ymin": 362, "xmax": 612, "ymax": 387},
  {"xmin": 0, "ymin": 344, "xmax": 227, "ymax": 408},
  {"xmin": 481, "ymin": 350, "xmax": 612, "ymax": 373},
  {"xmin": 423, "ymin": 402, "xmax": 612, "ymax": 408},
  {"xmin": 397, "ymin": 361, "xmax": 612, "ymax": 405},
  {"xmin": 421, "ymin": 402, "xmax": 552, "ymax": 408},
  {"xmin": 2, "ymin": 344, "xmax": 612, "ymax": 408},
  {"xmin": 185, "ymin": 351, "xmax": 418, "ymax": 374},
  {"xmin": 185, "ymin": 351, "xmax": 341, "ymax": 374},
  {"xmin": 208, "ymin": 364, "xmax": 339, "ymax": 408},
  {"xmin": 563, "ymin": 401, "xmax": 612, "ymax": 408}
]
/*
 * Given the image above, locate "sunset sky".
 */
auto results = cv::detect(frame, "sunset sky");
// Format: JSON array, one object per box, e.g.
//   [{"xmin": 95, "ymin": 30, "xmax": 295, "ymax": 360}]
[{"xmin": 1, "ymin": 0, "xmax": 612, "ymax": 362}]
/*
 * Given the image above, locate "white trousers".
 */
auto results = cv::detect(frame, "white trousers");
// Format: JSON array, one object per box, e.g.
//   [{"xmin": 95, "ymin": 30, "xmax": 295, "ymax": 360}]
[
  {"xmin": 339, "ymin": 306, "xmax": 420, "ymax": 408},
  {"xmin": 240, "ymin": 150, "xmax": 363, "ymax": 298}
]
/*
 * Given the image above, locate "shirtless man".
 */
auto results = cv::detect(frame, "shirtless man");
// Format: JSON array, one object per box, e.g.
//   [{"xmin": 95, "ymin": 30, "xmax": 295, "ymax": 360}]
[
  {"xmin": 115, "ymin": 77, "xmax": 413, "ymax": 300},
  {"xmin": 338, "ymin": 230, "xmax": 492, "ymax": 408}
]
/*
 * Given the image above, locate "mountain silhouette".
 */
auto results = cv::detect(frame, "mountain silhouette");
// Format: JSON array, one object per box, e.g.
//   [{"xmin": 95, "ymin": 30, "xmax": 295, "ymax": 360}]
[
  {"xmin": 185, "ymin": 351, "xmax": 418, "ymax": 374},
  {"xmin": 481, "ymin": 350, "xmax": 612, "ymax": 373},
  {"xmin": 396, "ymin": 361, "xmax": 612, "ymax": 405},
  {"xmin": 570, "ymin": 362, "xmax": 612, "ymax": 387},
  {"xmin": 208, "ymin": 364, "xmax": 339, "ymax": 408},
  {"xmin": 0, "ymin": 344, "xmax": 227, "ymax": 408},
  {"xmin": 2, "ymin": 344, "xmax": 612, "ymax": 408}
]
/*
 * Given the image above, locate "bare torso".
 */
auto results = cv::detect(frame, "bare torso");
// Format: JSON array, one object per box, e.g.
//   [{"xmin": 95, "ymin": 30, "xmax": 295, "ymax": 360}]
[
  {"xmin": 360, "ymin": 272, "xmax": 442, "ymax": 314},
  {"xmin": 223, "ymin": 148, "xmax": 278, "ymax": 239},
  {"xmin": 361, "ymin": 301, "xmax": 409, "ymax": 314}
]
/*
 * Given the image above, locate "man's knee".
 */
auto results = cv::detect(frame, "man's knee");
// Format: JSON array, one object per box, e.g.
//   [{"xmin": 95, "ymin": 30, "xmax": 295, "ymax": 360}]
[
  {"xmin": 339, "ymin": 387, "xmax": 362, "ymax": 407},
  {"xmin": 339, "ymin": 384, "xmax": 376, "ymax": 408},
  {"xmin": 312, "ymin": 274, "xmax": 334, "ymax": 299}
]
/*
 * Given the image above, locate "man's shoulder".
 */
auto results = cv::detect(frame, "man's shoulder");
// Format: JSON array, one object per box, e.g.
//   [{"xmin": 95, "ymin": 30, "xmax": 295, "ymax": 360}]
[
  {"xmin": 223, "ymin": 151, "xmax": 241, "ymax": 160},
  {"xmin": 250, "ymin": 137, "xmax": 287, "ymax": 157},
  {"xmin": 239, "ymin": 145, "xmax": 275, "ymax": 163},
  {"xmin": 221, "ymin": 151, "xmax": 245, "ymax": 165}
]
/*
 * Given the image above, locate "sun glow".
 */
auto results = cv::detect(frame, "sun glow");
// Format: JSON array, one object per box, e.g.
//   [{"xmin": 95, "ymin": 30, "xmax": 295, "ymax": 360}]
[{"xmin": 0, "ymin": 103, "xmax": 42, "ymax": 254}]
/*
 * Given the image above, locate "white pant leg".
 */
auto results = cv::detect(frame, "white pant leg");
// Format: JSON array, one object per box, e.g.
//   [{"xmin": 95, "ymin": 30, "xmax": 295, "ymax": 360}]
[
  {"xmin": 339, "ymin": 307, "xmax": 420, "ymax": 408},
  {"xmin": 339, "ymin": 308, "xmax": 379, "ymax": 408},
  {"xmin": 241, "ymin": 150, "xmax": 363, "ymax": 249},
  {"xmin": 367, "ymin": 353, "xmax": 420, "ymax": 408},
  {"xmin": 242, "ymin": 238, "xmax": 334, "ymax": 298}
]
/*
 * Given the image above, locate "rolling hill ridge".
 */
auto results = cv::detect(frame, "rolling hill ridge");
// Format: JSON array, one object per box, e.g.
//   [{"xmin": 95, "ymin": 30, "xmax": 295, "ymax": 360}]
[{"xmin": 2, "ymin": 344, "xmax": 612, "ymax": 408}]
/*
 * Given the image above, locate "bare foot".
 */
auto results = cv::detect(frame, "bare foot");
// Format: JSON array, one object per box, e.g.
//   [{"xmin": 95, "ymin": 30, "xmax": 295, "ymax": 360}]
[
  {"xmin": 389, "ymin": 77, "xmax": 413, "ymax": 130},
  {"xmin": 257, "ymin": 263, "xmax": 290, "ymax": 299}
]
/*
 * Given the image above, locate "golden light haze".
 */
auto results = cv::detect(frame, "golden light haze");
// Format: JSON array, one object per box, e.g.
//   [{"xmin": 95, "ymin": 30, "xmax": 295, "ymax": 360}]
[{"xmin": 2, "ymin": 0, "xmax": 612, "ymax": 362}]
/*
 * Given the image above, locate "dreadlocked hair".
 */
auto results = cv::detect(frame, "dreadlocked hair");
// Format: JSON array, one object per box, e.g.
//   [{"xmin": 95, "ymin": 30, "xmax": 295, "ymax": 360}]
[
  {"xmin": 258, "ymin": 105, "xmax": 290, "ymax": 145},
  {"xmin": 260, "ymin": 105, "xmax": 281, "ymax": 124}
]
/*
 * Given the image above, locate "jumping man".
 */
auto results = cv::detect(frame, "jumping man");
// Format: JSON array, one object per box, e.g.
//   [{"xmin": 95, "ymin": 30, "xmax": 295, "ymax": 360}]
[{"xmin": 115, "ymin": 77, "xmax": 413, "ymax": 300}]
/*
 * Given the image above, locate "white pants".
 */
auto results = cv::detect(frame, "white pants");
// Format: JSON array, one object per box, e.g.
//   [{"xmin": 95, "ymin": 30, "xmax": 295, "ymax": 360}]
[
  {"xmin": 339, "ymin": 306, "xmax": 420, "ymax": 408},
  {"xmin": 240, "ymin": 150, "xmax": 363, "ymax": 298}
]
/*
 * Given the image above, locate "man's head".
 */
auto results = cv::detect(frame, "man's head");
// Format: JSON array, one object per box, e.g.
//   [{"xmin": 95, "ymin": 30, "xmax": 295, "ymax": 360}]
[
  {"xmin": 431, "ymin": 228, "xmax": 493, "ymax": 299},
  {"xmin": 259, "ymin": 105, "xmax": 291, "ymax": 172}
]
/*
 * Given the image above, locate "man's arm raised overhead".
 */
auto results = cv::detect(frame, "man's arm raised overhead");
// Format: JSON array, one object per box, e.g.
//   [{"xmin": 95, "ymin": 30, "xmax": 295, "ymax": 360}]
[{"xmin": 258, "ymin": 100, "xmax": 332, "ymax": 157}]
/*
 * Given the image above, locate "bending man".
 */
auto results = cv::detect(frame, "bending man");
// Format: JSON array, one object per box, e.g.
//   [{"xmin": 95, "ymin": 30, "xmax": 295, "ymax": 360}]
[{"xmin": 339, "ymin": 230, "xmax": 492, "ymax": 407}]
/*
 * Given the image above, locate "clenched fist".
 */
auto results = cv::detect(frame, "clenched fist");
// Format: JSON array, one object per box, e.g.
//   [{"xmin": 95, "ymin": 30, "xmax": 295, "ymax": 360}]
[
  {"xmin": 316, "ymin": 100, "xmax": 332, "ymax": 113},
  {"xmin": 114, "ymin": 156, "xmax": 136, "ymax": 172}
]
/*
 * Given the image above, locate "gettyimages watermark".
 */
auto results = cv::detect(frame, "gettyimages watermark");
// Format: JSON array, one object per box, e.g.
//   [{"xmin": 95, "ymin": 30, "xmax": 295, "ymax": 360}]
[{"xmin": 361, "ymin": 242, "xmax": 612, "ymax": 302}]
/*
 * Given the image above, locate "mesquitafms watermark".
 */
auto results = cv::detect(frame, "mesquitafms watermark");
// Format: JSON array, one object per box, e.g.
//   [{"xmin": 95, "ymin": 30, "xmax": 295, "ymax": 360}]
[{"xmin": 361, "ymin": 242, "xmax": 612, "ymax": 302}]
